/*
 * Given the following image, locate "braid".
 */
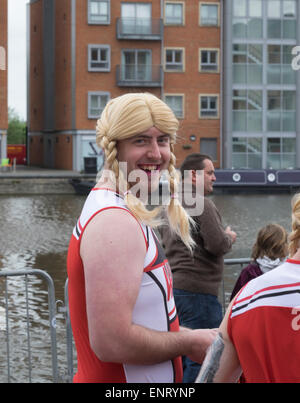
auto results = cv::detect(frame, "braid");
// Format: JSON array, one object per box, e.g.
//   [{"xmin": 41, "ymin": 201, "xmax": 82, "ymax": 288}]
[
  {"xmin": 94, "ymin": 92, "xmax": 195, "ymax": 248},
  {"xmin": 166, "ymin": 148, "xmax": 195, "ymax": 251},
  {"xmin": 289, "ymin": 193, "xmax": 300, "ymax": 256}
]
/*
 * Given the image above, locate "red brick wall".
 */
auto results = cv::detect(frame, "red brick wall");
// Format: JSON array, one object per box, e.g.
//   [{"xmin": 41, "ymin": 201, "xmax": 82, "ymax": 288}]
[
  {"xmin": 55, "ymin": 0, "xmax": 72, "ymax": 131},
  {"xmin": 74, "ymin": 0, "xmax": 163, "ymax": 131},
  {"xmin": 164, "ymin": 0, "xmax": 221, "ymax": 167}
]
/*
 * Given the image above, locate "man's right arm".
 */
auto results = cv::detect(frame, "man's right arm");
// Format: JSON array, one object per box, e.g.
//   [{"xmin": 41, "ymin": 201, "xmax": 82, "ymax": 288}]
[{"xmin": 80, "ymin": 209, "xmax": 216, "ymax": 365}]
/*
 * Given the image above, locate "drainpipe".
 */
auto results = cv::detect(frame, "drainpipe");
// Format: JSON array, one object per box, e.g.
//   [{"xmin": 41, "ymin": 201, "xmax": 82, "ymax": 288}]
[
  {"xmin": 160, "ymin": 0, "xmax": 164, "ymax": 100},
  {"xmin": 219, "ymin": 0, "xmax": 223, "ymax": 168},
  {"xmin": 223, "ymin": 0, "xmax": 233, "ymax": 168},
  {"xmin": 296, "ymin": 3, "xmax": 300, "ymax": 168}
]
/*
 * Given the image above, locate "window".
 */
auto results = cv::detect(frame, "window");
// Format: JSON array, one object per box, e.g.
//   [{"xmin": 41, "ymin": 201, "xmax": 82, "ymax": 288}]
[
  {"xmin": 267, "ymin": 0, "xmax": 296, "ymax": 39},
  {"xmin": 232, "ymin": 137, "xmax": 262, "ymax": 169},
  {"xmin": 267, "ymin": 137, "xmax": 296, "ymax": 169},
  {"xmin": 233, "ymin": 0, "xmax": 262, "ymax": 38},
  {"xmin": 200, "ymin": 138, "xmax": 218, "ymax": 161},
  {"xmin": 88, "ymin": 92, "xmax": 110, "ymax": 119},
  {"xmin": 267, "ymin": 44, "xmax": 296, "ymax": 84},
  {"xmin": 199, "ymin": 3, "xmax": 219, "ymax": 26},
  {"xmin": 121, "ymin": 2, "xmax": 151, "ymax": 34},
  {"xmin": 233, "ymin": 43, "xmax": 262, "ymax": 84},
  {"xmin": 88, "ymin": 0, "xmax": 110, "ymax": 24},
  {"xmin": 165, "ymin": 48, "xmax": 184, "ymax": 71},
  {"xmin": 164, "ymin": 94, "xmax": 184, "ymax": 118},
  {"xmin": 233, "ymin": 89, "xmax": 262, "ymax": 132},
  {"xmin": 121, "ymin": 49, "xmax": 152, "ymax": 81},
  {"xmin": 267, "ymin": 90, "xmax": 296, "ymax": 131},
  {"xmin": 199, "ymin": 95, "xmax": 219, "ymax": 118},
  {"xmin": 199, "ymin": 49, "xmax": 219, "ymax": 72},
  {"xmin": 165, "ymin": 2, "xmax": 184, "ymax": 25},
  {"xmin": 88, "ymin": 45, "xmax": 110, "ymax": 72}
]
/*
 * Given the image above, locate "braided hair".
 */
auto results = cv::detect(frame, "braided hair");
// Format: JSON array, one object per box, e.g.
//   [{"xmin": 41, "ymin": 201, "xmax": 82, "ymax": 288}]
[
  {"xmin": 289, "ymin": 193, "xmax": 300, "ymax": 256},
  {"xmin": 95, "ymin": 92, "xmax": 195, "ymax": 250}
]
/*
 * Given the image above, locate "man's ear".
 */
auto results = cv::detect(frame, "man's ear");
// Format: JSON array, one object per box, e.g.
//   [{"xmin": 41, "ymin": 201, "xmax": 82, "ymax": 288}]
[{"xmin": 191, "ymin": 169, "xmax": 197, "ymax": 185}]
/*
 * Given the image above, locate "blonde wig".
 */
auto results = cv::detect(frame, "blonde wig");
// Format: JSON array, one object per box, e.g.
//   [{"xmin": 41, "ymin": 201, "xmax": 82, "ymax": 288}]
[
  {"xmin": 96, "ymin": 92, "xmax": 195, "ymax": 250},
  {"xmin": 288, "ymin": 193, "xmax": 300, "ymax": 256}
]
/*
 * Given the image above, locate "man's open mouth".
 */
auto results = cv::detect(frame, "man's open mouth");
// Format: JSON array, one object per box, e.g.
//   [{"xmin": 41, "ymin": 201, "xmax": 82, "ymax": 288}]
[{"xmin": 138, "ymin": 164, "xmax": 160, "ymax": 173}]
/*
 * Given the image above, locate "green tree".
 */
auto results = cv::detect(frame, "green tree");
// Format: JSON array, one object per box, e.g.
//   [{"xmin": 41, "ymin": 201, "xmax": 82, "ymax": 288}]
[{"xmin": 7, "ymin": 107, "xmax": 27, "ymax": 144}]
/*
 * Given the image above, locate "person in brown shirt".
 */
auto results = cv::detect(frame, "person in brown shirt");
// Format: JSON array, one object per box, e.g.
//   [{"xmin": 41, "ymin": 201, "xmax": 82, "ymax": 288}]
[{"xmin": 160, "ymin": 153, "xmax": 236, "ymax": 382}]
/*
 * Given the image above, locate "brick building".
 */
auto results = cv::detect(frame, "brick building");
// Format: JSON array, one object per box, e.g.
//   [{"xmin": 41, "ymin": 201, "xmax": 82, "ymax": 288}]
[
  {"xmin": 28, "ymin": 0, "xmax": 221, "ymax": 171},
  {"xmin": 0, "ymin": 0, "xmax": 8, "ymax": 160}
]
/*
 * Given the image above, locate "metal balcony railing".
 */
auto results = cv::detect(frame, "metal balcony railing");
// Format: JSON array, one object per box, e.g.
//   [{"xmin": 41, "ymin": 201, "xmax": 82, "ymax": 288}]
[
  {"xmin": 116, "ymin": 64, "xmax": 163, "ymax": 87},
  {"xmin": 116, "ymin": 17, "xmax": 163, "ymax": 40}
]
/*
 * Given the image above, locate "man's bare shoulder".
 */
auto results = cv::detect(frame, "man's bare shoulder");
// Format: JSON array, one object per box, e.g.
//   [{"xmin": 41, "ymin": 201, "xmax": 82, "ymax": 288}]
[{"xmin": 80, "ymin": 207, "xmax": 147, "ymax": 258}]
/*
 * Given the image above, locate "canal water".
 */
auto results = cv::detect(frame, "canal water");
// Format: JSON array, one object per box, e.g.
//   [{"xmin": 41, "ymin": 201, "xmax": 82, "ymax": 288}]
[{"xmin": 0, "ymin": 192, "xmax": 295, "ymax": 382}]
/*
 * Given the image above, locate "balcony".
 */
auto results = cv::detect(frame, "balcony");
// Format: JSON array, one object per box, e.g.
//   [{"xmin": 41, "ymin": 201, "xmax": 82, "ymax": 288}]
[
  {"xmin": 116, "ymin": 18, "xmax": 163, "ymax": 40},
  {"xmin": 116, "ymin": 64, "xmax": 163, "ymax": 87}
]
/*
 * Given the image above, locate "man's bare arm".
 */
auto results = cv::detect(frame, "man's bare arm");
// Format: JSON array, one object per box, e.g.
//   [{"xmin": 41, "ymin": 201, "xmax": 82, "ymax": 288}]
[
  {"xmin": 81, "ymin": 208, "xmax": 216, "ymax": 365},
  {"xmin": 195, "ymin": 332, "xmax": 225, "ymax": 383}
]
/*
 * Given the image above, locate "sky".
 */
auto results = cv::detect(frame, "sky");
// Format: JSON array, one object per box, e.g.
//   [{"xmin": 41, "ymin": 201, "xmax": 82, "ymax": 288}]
[{"xmin": 8, "ymin": 0, "xmax": 28, "ymax": 121}]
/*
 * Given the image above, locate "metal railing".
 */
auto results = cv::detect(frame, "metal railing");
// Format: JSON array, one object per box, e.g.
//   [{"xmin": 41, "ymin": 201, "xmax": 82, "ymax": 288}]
[
  {"xmin": 116, "ymin": 64, "xmax": 163, "ymax": 87},
  {"xmin": 222, "ymin": 258, "xmax": 251, "ymax": 312},
  {"xmin": 0, "ymin": 259, "xmax": 251, "ymax": 383},
  {"xmin": 0, "ymin": 269, "xmax": 72, "ymax": 383},
  {"xmin": 116, "ymin": 17, "xmax": 163, "ymax": 40}
]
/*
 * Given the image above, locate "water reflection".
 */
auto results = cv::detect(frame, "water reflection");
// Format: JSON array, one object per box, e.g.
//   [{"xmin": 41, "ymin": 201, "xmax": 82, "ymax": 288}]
[
  {"xmin": 0, "ymin": 195, "xmax": 85, "ymax": 382},
  {"xmin": 0, "ymin": 192, "xmax": 295, "ymax": 382}
]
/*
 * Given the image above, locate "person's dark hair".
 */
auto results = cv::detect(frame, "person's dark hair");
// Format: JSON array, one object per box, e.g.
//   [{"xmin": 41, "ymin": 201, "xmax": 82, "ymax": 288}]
[
  {"xmin": 179, "ymin": 153, "xmax": 212, "ymax": 179},
  {"xmin": 251, "ymin": 223, "xmax": 288, "ymax": 261}
]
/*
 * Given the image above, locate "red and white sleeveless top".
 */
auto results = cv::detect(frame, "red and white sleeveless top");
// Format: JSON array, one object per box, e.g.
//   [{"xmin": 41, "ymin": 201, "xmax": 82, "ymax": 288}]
[
  {"xmin": 67, "ymin": 188, "xmax": 182, "ymax": 383},
  {"xmin": 228, "ymin": 259, "xmax": 300, "ymax": 383}
]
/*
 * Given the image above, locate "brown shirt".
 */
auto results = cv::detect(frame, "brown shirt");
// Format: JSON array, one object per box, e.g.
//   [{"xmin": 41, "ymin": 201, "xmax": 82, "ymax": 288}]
[{"xmin": 160, "ymin": 197, "xmax": 233, "ymax": 296}]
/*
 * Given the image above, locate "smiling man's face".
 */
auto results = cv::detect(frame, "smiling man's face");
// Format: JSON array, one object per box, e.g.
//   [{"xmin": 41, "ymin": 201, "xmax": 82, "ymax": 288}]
[{"xmin": 117, "ymin": 126, "xmax": 171, "ymax": 193}]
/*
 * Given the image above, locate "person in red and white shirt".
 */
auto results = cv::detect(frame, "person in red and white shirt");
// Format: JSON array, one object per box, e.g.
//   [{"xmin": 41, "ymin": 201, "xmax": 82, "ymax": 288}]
[
  {"xmin": 67, "ymin": 93, "xmax": 216, "ymax": 383},
  {"xmin": 196, "ymin": 193, "xmax": 300, "ymax": 383}
]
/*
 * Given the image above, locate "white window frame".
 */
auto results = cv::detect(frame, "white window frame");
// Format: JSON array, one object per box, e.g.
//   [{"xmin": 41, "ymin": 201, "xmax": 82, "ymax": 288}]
[
  {"xmin": 199, "ymin": 2, "xmax": 220, "ymax": 26},
  {"xmin": 164, "ymin": 47, "xmax": 185, "ymax": 72},
  {"xmin": 199, "ymin": 48, "xmax": 220, "ymax": 72},
  {"xmin": 164, "ymin": 94, "xmax": 185, "ymax": 118},
  {"xmin": 88, "ymin": 44, "xmax": 111, "ymax": 72},
  {"xmin": 164, "ymin": 1, "xmax": 185, "ymax": 25},
  {"xmin": 199, "ymin": 94, "xmax": 219, "ymax": 119},
  {"xmin": 88, "ymin": 0, "xmax": 110, "ymax": 25},
  {"xmin": 88, "ymin": 91, "xmax": 110, "ymax": 119}
]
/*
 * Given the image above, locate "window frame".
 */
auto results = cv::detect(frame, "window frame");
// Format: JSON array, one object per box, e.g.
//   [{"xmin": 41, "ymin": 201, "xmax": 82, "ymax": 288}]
[
  {"xmin": 88, "ymin": 44, "xmax": 111, "ymax": 72},
  {"xmin": 164, "ymin": 1, "xmax": 185, "ymax": 26},
  {"xmin": 199, "ymin": 94, "xmax": 219, "ymax": 119},
  {"xmin": 164, "ymin": 93, "xmax": 185, "ymax": 119},
  {"xmin": 164, "ymin": 47, "xmax": 185, "ymax": 72},
  {"xmin": 88, "ymin": 91, "xmax": 110, "ymax": 119},
  {"xmin": 199, "ymin": 2, "xmax": 220, "ymax": 27},
  {"xmin": 199, "ymin": 48, "xmax": 220, "ymax": 73},
  {"xmin": 88, "ymin": 0, "xmax": 110, "ymax": 25}
]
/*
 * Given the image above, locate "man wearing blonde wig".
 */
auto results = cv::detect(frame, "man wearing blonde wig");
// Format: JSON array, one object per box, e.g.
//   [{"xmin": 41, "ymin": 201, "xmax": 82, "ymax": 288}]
[{"xmin": 67, "ymin": 93, "xmax": 216, "ymax": 383}]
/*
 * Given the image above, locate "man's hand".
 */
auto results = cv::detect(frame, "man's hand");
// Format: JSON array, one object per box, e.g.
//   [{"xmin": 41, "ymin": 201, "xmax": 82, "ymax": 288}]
[
  {"xmin": 225, "ymin": 226, "xmax": 237, "ymax": 243},
  {"xmin": 187, "ymin": 329, "xmax": 218, "ymax": 364}
]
